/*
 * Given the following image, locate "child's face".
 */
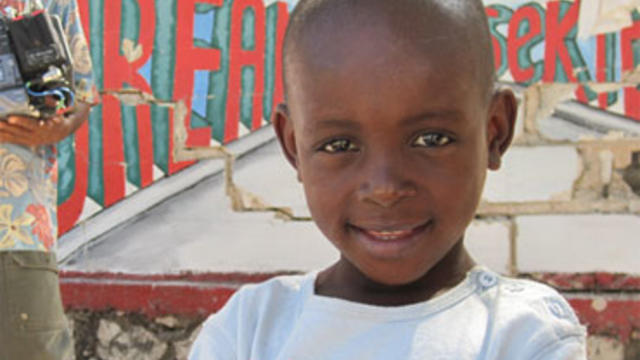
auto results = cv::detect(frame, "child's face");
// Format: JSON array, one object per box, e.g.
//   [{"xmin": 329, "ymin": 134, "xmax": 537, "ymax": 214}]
[{"xmin": 274, "ymin": 24, "xmax": 515, "ymax": 287}]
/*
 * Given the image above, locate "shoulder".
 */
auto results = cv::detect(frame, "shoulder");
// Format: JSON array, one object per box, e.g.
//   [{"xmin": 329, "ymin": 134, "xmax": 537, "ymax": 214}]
[
  {"xmin": 194, "ymin": 273, "xmax": 313, "ymax": 350},
  {"xmin": 482, "ymin": 272, "xmax": 587, "ymax": 359},
  {"xmin": 227, "ymin": 272, "xmax": 312, "ymax": 311},
  {"xmin": 495, "ymin": 275, "xmax": 582, "ymax": 328}
]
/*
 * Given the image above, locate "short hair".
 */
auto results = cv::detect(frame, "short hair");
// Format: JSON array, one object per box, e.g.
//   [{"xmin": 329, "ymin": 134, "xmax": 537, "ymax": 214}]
[{"xmin": 282, "ymin": 0, "xmax": 496, "ymax": 101}]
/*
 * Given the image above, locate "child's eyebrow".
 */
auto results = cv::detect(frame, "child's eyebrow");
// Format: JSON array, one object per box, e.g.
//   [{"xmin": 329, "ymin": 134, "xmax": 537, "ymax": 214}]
[
  {"xmin": 400, "ymin": 110, "xmax": 461, "ymax": 126},
  {"xmin": 305, "ymin": 118, "xmax": 362, "ymax": 131},
  {"xmin": 302, "ymin": 111, "xmax": 461, "ymax": 134}
]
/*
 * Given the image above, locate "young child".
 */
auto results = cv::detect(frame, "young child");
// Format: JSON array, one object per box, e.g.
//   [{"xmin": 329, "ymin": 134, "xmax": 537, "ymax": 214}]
[{"xmin": 190, "ymin": 0, "xmax": 587, "ymax": 358}]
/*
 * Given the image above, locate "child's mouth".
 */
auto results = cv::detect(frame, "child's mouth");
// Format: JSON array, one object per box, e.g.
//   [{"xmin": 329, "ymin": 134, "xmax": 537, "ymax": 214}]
[
  {"xmin": 352, "ymin": 221, "xmax": 431, "ymax": 240},
  {"xmin": 347, "ymin": 221, "xmax": 433, "ymax": 258},
  {"xmin": 363, "ymin": 228, "xmax": 418, "ymax": 241}
]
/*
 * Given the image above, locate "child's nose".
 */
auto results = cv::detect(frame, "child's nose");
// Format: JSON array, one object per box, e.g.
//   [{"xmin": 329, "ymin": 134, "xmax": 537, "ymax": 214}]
[{"xmin": 357, "ymin": 157, "xmax": 417, "ymax": 208}]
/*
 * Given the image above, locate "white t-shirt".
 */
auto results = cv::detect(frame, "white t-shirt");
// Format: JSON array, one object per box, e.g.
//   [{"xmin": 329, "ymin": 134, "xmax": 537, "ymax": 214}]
[{"xmin": 189, "ymin": 267, "xmax": 587, "ymax": 360}]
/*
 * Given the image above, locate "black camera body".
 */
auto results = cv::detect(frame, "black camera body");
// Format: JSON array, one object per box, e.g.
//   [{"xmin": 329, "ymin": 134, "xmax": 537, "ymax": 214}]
[
  {"xmin": 0, "ymin": 18, "xmax": 30, "ymax": 116},
  {"xmin": 0, "ymin": 11, "xmax": 74, "ymax": 118}
]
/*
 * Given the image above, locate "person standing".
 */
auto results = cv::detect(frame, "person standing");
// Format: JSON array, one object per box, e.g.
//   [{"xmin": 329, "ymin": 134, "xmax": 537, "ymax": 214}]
[{"xmin": 0, "ymin": 0, "xmax": 95, "ymax": 359}]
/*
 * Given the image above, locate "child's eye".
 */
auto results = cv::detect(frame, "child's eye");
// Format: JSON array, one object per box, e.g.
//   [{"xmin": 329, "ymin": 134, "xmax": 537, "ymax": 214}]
[
  {"xmin": 412, "ymin": 133, "xmax": 453, "ymax": 147},
  {"xmin": 320, "ymin": 139, "xmax": 359, "ymax": 153}
]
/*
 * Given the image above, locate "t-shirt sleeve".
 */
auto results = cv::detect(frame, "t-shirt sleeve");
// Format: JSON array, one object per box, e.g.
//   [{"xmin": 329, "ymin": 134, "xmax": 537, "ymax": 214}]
[
  {"xmin": 188, "ymin": 276, "xmax": 306, "ymax": 360},
  {"xmin": 530, "ymin": 335, "xmax": 587, "ymax": 360},
  {"xmin": 524, "ymin": 295, "xmax": 587, "ymax": 360},
  {"xmin": 48, "ymin": 0, "xmax": 96, "ymax": 104},
  {"xmin": 489, "ymin": 279, "xmax": 588, "ymax": 360},
  {"xmin": 188, "ymin": 318, "xmax": 236, "ymax": 360},
  {"xmin": 188, "ymin": 287, "xmax": 250, "ymax": 360}
]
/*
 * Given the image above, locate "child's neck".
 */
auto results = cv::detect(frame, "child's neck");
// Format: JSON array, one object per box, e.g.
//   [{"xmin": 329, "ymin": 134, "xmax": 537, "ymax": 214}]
[{"xmin": 315, "ymin": 242, "xmax": 475, "ymax": 306}]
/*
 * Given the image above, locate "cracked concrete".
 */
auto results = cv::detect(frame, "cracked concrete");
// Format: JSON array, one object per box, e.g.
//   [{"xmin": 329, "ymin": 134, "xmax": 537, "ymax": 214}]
[{"xmin": 100, "ymin": 88, "xmax": 306, "ymax": 222}]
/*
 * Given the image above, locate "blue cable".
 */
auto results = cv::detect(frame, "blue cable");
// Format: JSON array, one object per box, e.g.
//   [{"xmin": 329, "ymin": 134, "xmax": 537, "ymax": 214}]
[
  {"xmin": 26, "ymin": 86, "xmax": 63, "ymax": 99},
  {"xmin": 25, "ymin": 82, "xmax": 75, "ymax": 108},
  {"xmin": 58, "ymin": 86, "xmax": 75, "ymax": 107}
]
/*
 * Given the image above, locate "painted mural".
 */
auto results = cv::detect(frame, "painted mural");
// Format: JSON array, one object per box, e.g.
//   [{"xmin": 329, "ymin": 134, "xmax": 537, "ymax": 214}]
[
  {"xmin": 58, "ymin": 0, "xmax": 290, "ymax": 234},
  {"xmin": 57, "ymin": 0, "xmax": 640, "ymax": 235},
  {"xmin": 486, "ymin": 0, "xmax": 640, "ymax": 115}
]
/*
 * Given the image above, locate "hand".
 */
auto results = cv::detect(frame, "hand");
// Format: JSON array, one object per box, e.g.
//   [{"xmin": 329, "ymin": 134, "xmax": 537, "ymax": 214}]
[
  {"xmin": 0, "ymin": 115, "xmax": 70, "ymax": 146},
  {"xmin": 0, "ymin": 102, "xmax": 91, "ymax": 146}
]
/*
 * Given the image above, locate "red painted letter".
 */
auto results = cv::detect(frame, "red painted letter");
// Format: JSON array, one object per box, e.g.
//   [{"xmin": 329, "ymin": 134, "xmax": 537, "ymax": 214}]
[
  {"xmin": 224, "ymin": 0, "xmax": 266, "ymax": 143},
  {"xmin": 171, "ymin": 0, "xmax": 223, "ymax": 173},
  {"xmin": 102, "ymin": 0, "xmax": 156, "ymax": 206},
  {"xmin": 622, "ymin": 20, "xmax": 640, "ymax": 121},
  {"xmin": 543, "ymin": 0, "xmax": 580, "ymax": 83},
  {"xmin": 508, "ymin": 5, "xmax": 544, "ymax": 83}
]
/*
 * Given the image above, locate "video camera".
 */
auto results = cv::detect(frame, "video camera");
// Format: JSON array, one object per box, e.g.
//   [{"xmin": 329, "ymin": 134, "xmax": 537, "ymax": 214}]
[{"xmin": 0, "ymin": 7, "xmax": 74, "ymax": 118}]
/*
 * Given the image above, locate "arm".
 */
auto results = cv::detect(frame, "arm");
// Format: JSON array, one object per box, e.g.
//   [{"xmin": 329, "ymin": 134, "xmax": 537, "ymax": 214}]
[
  {"xmin": 188, "ymin": 324, "xmax": 236, "ymax": 360},
  {"xmin": 0, "ymin": 101, "xmax": 90, "ymax": 146}
]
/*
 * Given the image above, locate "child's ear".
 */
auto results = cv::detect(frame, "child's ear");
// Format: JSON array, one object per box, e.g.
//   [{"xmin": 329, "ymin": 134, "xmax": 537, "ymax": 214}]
[
  {"xmin": 272, "ymin": 103, "xmax": 301, "ymax": 180},
  {"xmin": 486, "ymin": 89, "xmax": 517, "ymax": 170}
]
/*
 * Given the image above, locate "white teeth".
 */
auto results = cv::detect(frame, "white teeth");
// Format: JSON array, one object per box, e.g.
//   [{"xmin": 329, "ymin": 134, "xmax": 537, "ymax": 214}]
[{"xmin": 366, "ymin": 229, "xmax": 411, "ymax": 240}]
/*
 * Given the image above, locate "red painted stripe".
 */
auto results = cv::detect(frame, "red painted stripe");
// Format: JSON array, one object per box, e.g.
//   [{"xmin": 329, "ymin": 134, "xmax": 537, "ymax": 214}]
[
  {"xmin": 522, "ymin": 272, "xmax": 640, "ymax": 292},
  {"xmin": 61, "ymin": 281, "xmax": 236, "ymax": 318},
  {"xmin": 59, "ymin": 271, "xmax": 293, "ymax": 317},
  {"xmin": 60, "ymin": 270, "xmax": 296, "ymax": 284},
  {"xmin": 568, "ymin": 298, "xmax": 640, "ymax": 341}
]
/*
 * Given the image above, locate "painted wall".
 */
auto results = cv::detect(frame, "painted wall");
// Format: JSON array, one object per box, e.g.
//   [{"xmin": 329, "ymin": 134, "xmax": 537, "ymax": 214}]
[
  {"xmin": 58, "ymin": 0, "xmax": 290, "ymax": 234},
  {"xmin": 57, "ymin": 0, "xmax": 640, "ymax": 235},
  {"xmin": 486, "ymin": 0, "xmax": 639, "ymax": 115}
]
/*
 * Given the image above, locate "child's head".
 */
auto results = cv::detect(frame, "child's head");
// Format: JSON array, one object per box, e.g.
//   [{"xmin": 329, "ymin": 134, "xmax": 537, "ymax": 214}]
[{"xmin": 273, "ymin": 0, "xmax": 517, "ymax": 289}]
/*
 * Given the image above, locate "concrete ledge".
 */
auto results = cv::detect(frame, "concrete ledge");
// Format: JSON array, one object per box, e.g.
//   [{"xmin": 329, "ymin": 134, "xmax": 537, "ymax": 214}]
[
  {"xmin": 524, "ymin": 272, "xmax": 640, "ymax": 292},
  {"xmin": 60, "ymin": 271, "xmax": 640, "ymax": 342},
  {"xmin": 569, "ymin": 296, "xmax": 640, "ymax": 341},
  {"xmin": 60, "ymin": 271, "xmax": 287, "ymax": 318}
]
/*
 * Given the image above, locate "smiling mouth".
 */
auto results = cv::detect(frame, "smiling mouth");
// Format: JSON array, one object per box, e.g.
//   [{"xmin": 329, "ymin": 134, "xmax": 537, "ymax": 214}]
[{"xmin": 349, "ymin": 221, "xmax": 432, "ymax": 242}]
